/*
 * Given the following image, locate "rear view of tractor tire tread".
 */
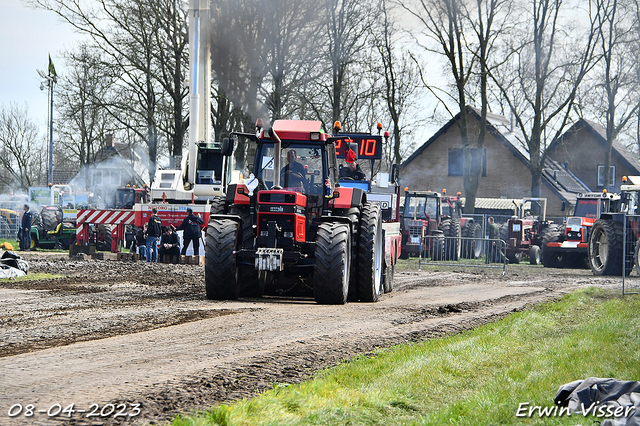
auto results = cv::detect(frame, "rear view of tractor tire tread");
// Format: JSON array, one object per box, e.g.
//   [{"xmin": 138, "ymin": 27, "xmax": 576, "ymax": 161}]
[
  {"xmin": 41, "ymin": 208, "xmax": 59, "ymax": 232},
  {"xmin": 229, "ymin": 205, "xmax": 260, "ymax": 297},
  {"xmin": 461, "ymin": 221, "xmax": 482, "ymax": 259},
  {"xmin": 589, "ymin": 219, "xmax": 625, "ymax": 276},
  {"xmin": 541, "ymin": 224, "xmax": 564, "ymax": 268},
  {"xmin": 357, "ymin": 203, "xmax": 383, "ymax": 302},
  {"xmin": 205, "ymin": 219, "xmax": 240, "ymax": 300},
  {"xmin": 440, "ymin": 218, "xmax": 461, "ymax": 260},
  {"xmin": 313, "ymin": 222, "xmax": 350, "ymax": 305}
]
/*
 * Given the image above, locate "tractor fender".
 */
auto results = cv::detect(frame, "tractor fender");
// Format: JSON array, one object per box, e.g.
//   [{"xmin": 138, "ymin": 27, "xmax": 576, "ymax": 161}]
[
  {"xmin": 329, "ymin": 187, "xmax": 366, "ymax": 209},
  {"xmin": 225, "ymin": 184, "xmax": 250, "ymax": 205},
  {"xmin": 319, "ymin": 216, "xmax": 353, "ymax": 227},
  {"xmin": 208, "ymin": 214, "xmax": 243, "ymax": 226}
]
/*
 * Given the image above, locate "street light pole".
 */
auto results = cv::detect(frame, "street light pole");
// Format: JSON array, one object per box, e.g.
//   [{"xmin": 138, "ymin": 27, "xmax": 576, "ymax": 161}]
[
  {"xmin": 38, "ymin": 66, "xmax": 57, "ymax": 186},
  {"xmin": 47, "ymin": 74, "xmax": 54, "ymax": 186}
]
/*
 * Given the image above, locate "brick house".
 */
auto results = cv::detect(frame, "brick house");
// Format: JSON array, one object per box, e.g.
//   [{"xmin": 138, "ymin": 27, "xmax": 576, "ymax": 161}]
[
  {"xmin": 547, "ymin": 118, "xmax": 640, "ymax": 193},
  {"xmin": 401, "ymin": 106, "xmax": 588, "ymax": 216}
]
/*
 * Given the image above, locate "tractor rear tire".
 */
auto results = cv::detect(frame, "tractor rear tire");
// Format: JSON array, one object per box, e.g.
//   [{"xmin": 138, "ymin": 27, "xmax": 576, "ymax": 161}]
[
  {"xmin": 314, "ymin": 222, "xmax": 350, "ymax": 304},
  {"xmin": 541, "ymin": 224, "xmax": 563, "ymax": 268},
  {"xmin": 357, "ymin": 202, "xmax": 383, "ymax": 302},
  {"xmin": 205, "ymin": 219, "xmax": 240, "ymax": 300},
  {"xmin": 229, "ymin": 205, "xmax": 260, "ymax": 297},
  {"xmin": 589, "ymin": 219, "xmax": 626, "ymax": 276},
  {"xmin": 461, "ymin": 221, "xmax": 482, "ymax": 259},
  {"xmin": 41, "ymin": 208, "xmax": 59, "ymax": 232}
]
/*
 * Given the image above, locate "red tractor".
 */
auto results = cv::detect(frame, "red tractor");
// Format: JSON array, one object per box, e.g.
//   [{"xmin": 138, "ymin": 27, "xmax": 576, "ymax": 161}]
[
  {"xmin": 400, "ymin": 190, "xmax": 482, "ymax": 260},
  {"xmin": 499, "ymin": 199, "xmax": 552, "ymax": 264},
  {"xmin": 542, "ymin": 192, "xmax": 619, "ymax": 268},
  {"xmin": 400, "ymin": 190, "xmax": 442, "ymax": 259},
  {"xmin": 205, "ymin": 120, "xmax": 399, "ymax": 304}
]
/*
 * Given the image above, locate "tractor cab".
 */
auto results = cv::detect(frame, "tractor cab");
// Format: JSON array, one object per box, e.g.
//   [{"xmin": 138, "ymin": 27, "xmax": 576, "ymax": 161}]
[{"xmin": 400, "ymin": 190, "xmax": 441, "ymax": 258}]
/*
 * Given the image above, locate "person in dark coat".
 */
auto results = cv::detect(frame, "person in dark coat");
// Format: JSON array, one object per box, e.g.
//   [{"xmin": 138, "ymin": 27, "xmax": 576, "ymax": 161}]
[
  {"xmin": 131, "ymin": 223, "xmax": 147, "ymax": 260},
  {"xmin": 146, "ymin": 207, "xmax": 162, "ymax": 262},
  {"xmin": 176, "ymin": 207, "xmax": 204, "ymax": 256},
  {"xmin": 158, "ymin": 226, "xmax": 180, "ymax": 263},
  {"xmin": 280, "ymin": 149, "xmax": 307, "ymax": 189},
  {"xmin": 21, "ymin": 204, "xmax": 33, "ymax": 251},
  {"xmin": 339, "ymin": 161, "xmax": 366, "ymax": 180},
  {"xmin": 487, "ymin": 217, "xmax": 506, "ymax": 263}
]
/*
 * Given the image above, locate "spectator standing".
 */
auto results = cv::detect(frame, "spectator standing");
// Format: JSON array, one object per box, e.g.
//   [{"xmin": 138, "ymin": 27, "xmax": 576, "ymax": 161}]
[
  {"xmin": 146, "ymin": 207, "xmax": 162, "ymax": 262},
  {"xmin": 21, "ymin": 204, "xmax": 32, "ymax": 251},
  {"xmin": 131, "ymin": 223, "xmax": 148, "ymax": 260},
  {"xmin": 159, "ymin": 226, "xmax": 180, "ymax": 262},
  {"xmin": 487, "ymin": 217, "xmax": 505, "ymax": 263},
  {"xmin": 176, "ymin": 207, "xmax": 204, "ymax": 256}
]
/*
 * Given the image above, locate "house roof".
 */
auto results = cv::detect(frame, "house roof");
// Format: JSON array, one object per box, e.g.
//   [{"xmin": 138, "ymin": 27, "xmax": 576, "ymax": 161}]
[
  {"xmin": 402, "ymin": 106, "xmax": 589, "ymax": 205},
  {"xmin": 549, "ymin": 118, "xmax": 640, "ymax": 174}
]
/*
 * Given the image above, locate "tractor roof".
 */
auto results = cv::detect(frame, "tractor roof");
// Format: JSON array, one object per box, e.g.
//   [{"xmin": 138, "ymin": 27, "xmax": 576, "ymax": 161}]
[{"xmin": 269, "ymin": 120, "xmax": 326, "ymax": 141}]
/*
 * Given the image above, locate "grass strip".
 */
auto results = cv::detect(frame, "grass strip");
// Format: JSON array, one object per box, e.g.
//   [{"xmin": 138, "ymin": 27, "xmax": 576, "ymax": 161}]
[
  {"xmin": 0, "ymin": 273, "xmax": 62, "ymax": 282},
  {"xmin": 172, "ymin": 287, "xmax": 640, "ymax": 426}
]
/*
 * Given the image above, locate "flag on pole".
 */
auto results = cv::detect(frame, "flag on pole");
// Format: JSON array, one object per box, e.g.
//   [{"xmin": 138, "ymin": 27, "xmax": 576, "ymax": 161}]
[{"xmin": 48, "ymin": 54, "xmax": 57, "ymax": 77}]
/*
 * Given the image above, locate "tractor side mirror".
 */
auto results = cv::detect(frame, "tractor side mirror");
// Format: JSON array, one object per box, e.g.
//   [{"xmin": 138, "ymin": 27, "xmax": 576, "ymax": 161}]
[
  {"xmin": 390, "ymin": 164, "xmax": 400, "ymax": 184},
  {"xmin": 222, "ymin": 137, "xmax": 235, "ymax": 156}
]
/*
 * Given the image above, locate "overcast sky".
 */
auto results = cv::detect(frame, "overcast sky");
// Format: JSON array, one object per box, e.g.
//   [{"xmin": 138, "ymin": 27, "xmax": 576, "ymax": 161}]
[{"xmin": 0, "ymin": 0, "xmax": 81, "ymax": 136}]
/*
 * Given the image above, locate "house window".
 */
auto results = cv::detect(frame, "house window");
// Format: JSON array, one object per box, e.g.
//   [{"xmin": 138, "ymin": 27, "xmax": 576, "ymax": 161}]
[
  {"xmin": 94, "ymin": 171, "xmax": 102, "ymax": 185},
  {"xmin": 597, "ymin": 165, "xmax": 615, "ymax": 187},
  {"xmin": 448, "ymin": 148, "xmax": 486, "ymax": 177}
]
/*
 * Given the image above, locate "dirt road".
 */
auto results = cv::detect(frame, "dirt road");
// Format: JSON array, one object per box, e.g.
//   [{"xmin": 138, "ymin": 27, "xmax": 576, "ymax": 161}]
[{"xmin": 0, "ymin": 253, "xmax": 624, "ymax": 425}]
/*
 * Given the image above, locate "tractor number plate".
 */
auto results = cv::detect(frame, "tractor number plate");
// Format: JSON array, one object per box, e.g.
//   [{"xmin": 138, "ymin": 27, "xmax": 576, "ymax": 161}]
[
  {"xmin": 411, "ymin": 237, "xmax": 421, "ymax": 244},
  {"xmin": 255, "ymin": 248, "xmax": 284, "ymax": 271},
  {"xmin": 571, "ymin": 226, "xmax": 581, "ymax": 232}
]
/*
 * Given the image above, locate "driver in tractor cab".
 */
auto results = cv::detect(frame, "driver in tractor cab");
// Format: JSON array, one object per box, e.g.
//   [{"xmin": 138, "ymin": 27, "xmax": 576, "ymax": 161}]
[
  {"xmin": 280, "ymin": 149, "xmax": 307, "ymax": 191},
  {"xmin": 339, "ymin": 147, "xmax": 366, "ymax": 180}
]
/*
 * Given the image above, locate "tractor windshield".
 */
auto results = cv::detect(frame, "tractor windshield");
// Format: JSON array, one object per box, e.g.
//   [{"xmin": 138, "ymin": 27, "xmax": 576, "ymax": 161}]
[
  {"xmin": 573, "ymin": 198, "xmax": 603, "ymax": 218},
  {"xmin": 404, "ymin": 195, "xmax": 438, "ymax": 220},
  {"xmin": 256, "ymin": 142, "xmax": 324, "ymax": 196}
]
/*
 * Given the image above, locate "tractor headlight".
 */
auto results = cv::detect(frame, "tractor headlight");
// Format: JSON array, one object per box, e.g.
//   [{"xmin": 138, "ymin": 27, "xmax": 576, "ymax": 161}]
[
  {"xmin": 260, "ymin": 230, "xmax": 268, "ymax": 237},
  {"xmin": 283, "ymin": 231, "xmax": 294, "ymax": 238}
]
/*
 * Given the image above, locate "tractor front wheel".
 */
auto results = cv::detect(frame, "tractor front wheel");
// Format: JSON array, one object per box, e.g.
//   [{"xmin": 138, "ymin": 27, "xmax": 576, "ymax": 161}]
[
  {"xmin": 314, "ymin": 222, "xmax": 350, "ymax": 304},
  {"xmin": 205, "ymin": 219, "xmax": 240, "ymax": 300}
]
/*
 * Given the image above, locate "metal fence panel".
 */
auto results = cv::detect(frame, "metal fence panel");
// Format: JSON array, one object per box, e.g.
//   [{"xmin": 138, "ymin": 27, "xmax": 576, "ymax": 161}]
[
  {"xmin": 623, "ymin": 214, "xmax": 640, "ymax": 294},
  {"xmin": 418, "ymin": 235, "xmax": 507, "ymax": 275}
]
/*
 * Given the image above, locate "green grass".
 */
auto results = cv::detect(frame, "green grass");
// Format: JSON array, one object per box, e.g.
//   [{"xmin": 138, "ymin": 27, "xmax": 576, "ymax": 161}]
[
  {"xmin": 0, "ymin": 273, "xmax": 62, "ymax": 281},
  {"xmin": 171, "ymin": 288, "xmax": 640, "ymax": 426}
]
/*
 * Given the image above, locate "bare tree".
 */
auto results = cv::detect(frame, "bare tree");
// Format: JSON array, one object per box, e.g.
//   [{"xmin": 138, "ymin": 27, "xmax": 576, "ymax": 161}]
[
  {"xmin": 372, "ymin": 0, "xmax": 423, "ymax": 166},
  {"xmin": 28, "ymin": 0, "xmax": 189, "ymax": 180},
  {"xmin": 590, "ymin": 0, "xmax": 640, "ymax": 187},
  {"xmin": 0, "ymin": 104, "xmax": 47, "ymax": 192},
  {"xmin": 324, "ymin": 0, "xmax": 374, "ymax": 125},
  {"xmin": 491, "ymin": 0, "xmax": 600, "ymax": 199},
  {"xmin": 56, "ymin": 45, "xmax": 114, "ymax": 169},
  {"xmin": 400, "ymin": 0, "xmax": 510, "ymax": 213}
]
